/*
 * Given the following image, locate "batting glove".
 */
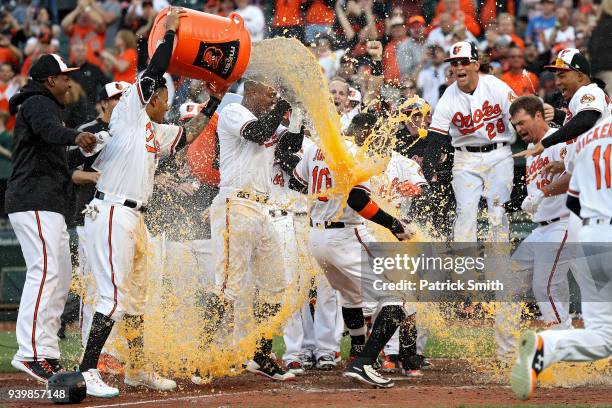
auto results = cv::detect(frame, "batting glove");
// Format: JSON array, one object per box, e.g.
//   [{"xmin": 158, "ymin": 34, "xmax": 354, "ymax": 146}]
[
  {"xmin": 390, "ymin": 219, "xmax": 415, "ymax": 241},
  {"xmin": 288, "ymin": 107, "xmax": 304, "ymax": 133},
  {"xmin": 521, "ymin": 189, "xmax": 545, "ymax": 215}
]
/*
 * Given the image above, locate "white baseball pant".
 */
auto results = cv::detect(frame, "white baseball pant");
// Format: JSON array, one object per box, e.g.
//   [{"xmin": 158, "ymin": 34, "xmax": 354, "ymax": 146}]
[
  {"xmin": 210, "ymin": 197, "xmax": 285, "ymax": 303},
  {"xmin": 452, "ymin": 146, "xmax": 514, "ymax": 242},
  {"xmin": 309, "ymin": 224, "xmax": 405, "ymax": 309},
  {"xmin": 82, "ymin": 199, "xmax": 149, "ymax": 322},
  {"xmin": 495, "ymin": 218, "xmax": 573, "ymax": 359},
  {"xmin": 540, "ymin": 224, "xmax": 612, "ymax": 369},
  {"xmin": 9, "ymin": 211, "xmax": 72, "ymax": 361},
  {"xmin": 272, "ymin": 212, "xmax": 342, "ymax": 363}
]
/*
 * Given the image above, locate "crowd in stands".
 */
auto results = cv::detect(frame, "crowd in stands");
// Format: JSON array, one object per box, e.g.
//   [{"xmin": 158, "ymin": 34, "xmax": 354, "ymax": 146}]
[{"xmin": 0, "ymin": 0, "xmax": 611, "ymax": 218}]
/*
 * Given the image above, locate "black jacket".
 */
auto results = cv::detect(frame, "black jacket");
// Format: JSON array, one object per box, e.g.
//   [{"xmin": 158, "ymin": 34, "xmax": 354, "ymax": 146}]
[{"xmin": 5, "ymin": 80, "xmax": 81, "ymax": 216}]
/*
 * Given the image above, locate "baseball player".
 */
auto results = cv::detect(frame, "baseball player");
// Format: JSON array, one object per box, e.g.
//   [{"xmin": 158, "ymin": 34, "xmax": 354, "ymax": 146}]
[
  {"xmin": 495, "ymin": 96, "xmax": 574, "ymax": 361},
  {"xmin": 348, "ymin": 112, "xmax": 430, "ymax": 376},
  {"xmin": 6, "ymin": 54, "xmax": 97, "ymax": 382},
  {"xmin": 515, "ymin": 49, "xmax": 610, "ymax": 159},
  {"xmin": 72, "ymin": 81, "xmax": 130, "ymax": 376},
  {"xmin": 78, "ymin": 9, "xmax": 224, "ymax": 397},
  {"xmin": 290, "ymin": 133, "xmax": 415, "ymax": 387},
  {"xmin": 422, "ymin": 41, "xmax": 517, "ymax": 242},
  {"xmin": 272, "ymin": 135, "xmax": 343, "ymax": 373},
  {"xmin": 206, "ymin": 80, "xmax": 304, "ymax": 381},
  {"xmin": 511, "ymin": 115, "xmax": 612, "ymax": 400}
]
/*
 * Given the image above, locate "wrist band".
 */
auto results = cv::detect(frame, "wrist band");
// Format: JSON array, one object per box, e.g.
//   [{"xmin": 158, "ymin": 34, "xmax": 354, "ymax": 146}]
[
  {"xmin": 358, "ymin": 200, "xmax": 379, "ymax": 219},
  {"xmin": 201, "ymin": 96, "xmax": 221, "ymax": 118},
  {"xmin": 372, "ymin": 60, "xmax": 383, "ymax": 76}
]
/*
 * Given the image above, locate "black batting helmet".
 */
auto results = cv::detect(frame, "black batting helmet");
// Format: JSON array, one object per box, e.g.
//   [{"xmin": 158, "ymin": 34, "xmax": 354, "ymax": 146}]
[{"xmin": 47, "ymin": 371, "xmax": 87, "ymax": 404}]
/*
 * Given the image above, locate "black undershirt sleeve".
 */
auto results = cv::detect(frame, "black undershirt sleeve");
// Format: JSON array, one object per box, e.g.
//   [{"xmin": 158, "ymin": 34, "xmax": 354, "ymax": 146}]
[
  {"xmin": 566, "ymin": 195, "xmax": 581, "ymax": 218},
  {"xmin": 347, "ymin": 187, "xmax": 404, "ymax": 233},
  {"xmin": 552, "ymin": 108, "xmax": 567, "ymax": 126},
  {"xmin": 275, "ymin": 128, "xmax": 304, "ymax": 169},
  {"xmin": 541, "ymin": 110, "xmax": 601, "ymax": 148},
  {"xmin": 288, "ymin": 175, "xmax": 308, "ymax": 194},
  {"xmin": 140, "ymin": 30, "xmax": 175, "ymax": 102},
  {"xmin": 422, "ymin": 130, "xmax": 453, "ymax": 182},
  {"xmin": 242, "ymin": 100, "xmax": 290, "ymax": 144}
]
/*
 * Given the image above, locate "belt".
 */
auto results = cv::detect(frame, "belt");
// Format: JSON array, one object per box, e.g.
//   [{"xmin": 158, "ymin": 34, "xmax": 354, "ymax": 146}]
[
  {"xmin": 539, "ymin": 217, "xmax": 561, "ymax": 226},
  {"xmin": 236, "ymin": 190, "xmax": 269, "ymax": 204},
  {"xmin": 309, "ymin": 220, "xmax": 362, "ymax": 229},
  {"xmin": 94, "ymin": 190, "xmax": 146, "ymax": 212},
  {"xmin": 269, "ymin": 209, "xmax": 288, "ymax": 217},
  {"xmin": 455, "ymin": 142, "xmax": 508, "ymax": 153},
  {"xmin": 583, "ymin": 217, "xmax": 612, "ymax": 226}
]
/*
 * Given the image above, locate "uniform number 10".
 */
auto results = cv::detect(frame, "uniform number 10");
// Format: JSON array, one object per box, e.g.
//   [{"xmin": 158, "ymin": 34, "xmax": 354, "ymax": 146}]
[
  {"xmin": 593, "ymin": 144, "xmax": 611, "ymax": 190},
  {"xmin": 312, "ymin": 166, "xmax": 331, "ymax": 202}
]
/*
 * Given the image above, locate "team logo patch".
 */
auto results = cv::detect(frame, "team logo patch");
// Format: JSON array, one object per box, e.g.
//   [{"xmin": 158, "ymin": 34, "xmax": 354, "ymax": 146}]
[
  {"xmin": 560, "ymin": 147, "xmax": 567, "ymax": 160},
  {"xmin": 452, "ymin": 45, "xmax": 462, "ymax": 56},
  {"xmin": 580, "ymin": 94, "xmax": 596, "ymax": 104},
  {"xmin": 508, "ymin": 92, "xmax": 517, "ymax": 103}
]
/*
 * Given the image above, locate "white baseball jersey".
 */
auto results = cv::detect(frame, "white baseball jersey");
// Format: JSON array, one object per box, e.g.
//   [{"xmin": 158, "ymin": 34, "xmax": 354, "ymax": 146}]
[
  {"xmin": 568, "ymin": 116, "xmax": 612, "ymax": 218},
  {"xmin": 293, "ymin": 141, "xmax": 369, "ymax": 224},
  {"xmin": 269, "ymin": 138, "xmax": 312, "ymax": 213},
  {"xmin": 430, "ymin": 74, "xmax": 516, "ymax": 147},
  {"xmin": 216, "ymin": 102, "xmax": 286, "ymax": 197},
  {"xmin": 525, "ymin": 129, "xmax": 571, "ymax": 223},
  {"xmin": 564, "ymin": 83, "xmax": 611, "ymax": 125},
  {"xmin": 93, "ymin": 81, "xmax": 184, "ymax": 203},
  {"xmin": 563, "ymin": 83, "xmax": 611, "ymax": 174},
  {"xmin": 371, "ymin": 152, "xmax": 427, "ymax": 207}
]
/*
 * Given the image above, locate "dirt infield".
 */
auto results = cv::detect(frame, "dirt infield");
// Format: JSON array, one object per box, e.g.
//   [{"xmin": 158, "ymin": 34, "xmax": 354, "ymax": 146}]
[{"xmin": 1, "ymin": 359, "xmax": 611, "ymax": 407}]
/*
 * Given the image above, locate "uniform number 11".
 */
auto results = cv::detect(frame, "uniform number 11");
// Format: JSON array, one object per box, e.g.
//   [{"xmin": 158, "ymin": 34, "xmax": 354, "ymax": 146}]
[{"xmin": 593, "ymin": 144, "xmax": 611, "ymax": 190}]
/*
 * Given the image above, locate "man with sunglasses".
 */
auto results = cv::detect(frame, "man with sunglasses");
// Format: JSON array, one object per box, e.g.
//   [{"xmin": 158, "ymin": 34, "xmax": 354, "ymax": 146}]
[
  {"xmin": 515, "ymin": 48, "xmax": 610, "ymax": 159},
  {"xmin": 423, "ymin": 41, "xmax": 517, "ymax": 243}
]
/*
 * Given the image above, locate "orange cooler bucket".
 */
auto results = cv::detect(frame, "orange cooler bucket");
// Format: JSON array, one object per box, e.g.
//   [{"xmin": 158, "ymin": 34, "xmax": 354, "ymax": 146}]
[{"xmin": 148, "ymin": 7, "xmax": 251, "ymax": 89}]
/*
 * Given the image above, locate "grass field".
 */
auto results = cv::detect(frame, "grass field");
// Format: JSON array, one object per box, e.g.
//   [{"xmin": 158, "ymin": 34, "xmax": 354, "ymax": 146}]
[{"xmin": 0, "ymin": 326, "xmax": 497, "ymax": 373}]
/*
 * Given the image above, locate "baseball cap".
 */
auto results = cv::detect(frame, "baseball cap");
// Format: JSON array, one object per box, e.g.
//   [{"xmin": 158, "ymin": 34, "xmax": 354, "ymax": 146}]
[
  {"xmin": 98, "ymin": 81, "xmax": 130, "ymax": 101},
  {"xmin": 30, "ymin": 53, "xmax": 79, "ymax": 80},
  {"xmin": 544, "ymin": 48, "xmax": 591, "ymax": 76},
  {"xmin": 179, "ymin": 102, "xmax": 204, "ymax": 121},
  {"xmin": 445, "ymin": 41, "xmax": 479, "ymax": 62},
  {"xmin": 408, "ymin": 15, "xmax": 425, "ymax": 26},
  {"xmin": 348, "ymin": 87, "xmax": 362, "ymax": 104}
]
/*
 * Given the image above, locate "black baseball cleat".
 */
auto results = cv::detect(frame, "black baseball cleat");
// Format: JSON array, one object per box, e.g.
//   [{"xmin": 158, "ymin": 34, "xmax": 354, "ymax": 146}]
[
  {"xmin": 316, "ymin": 355, "xmax": 337, "ymax": 371},
  {"xmin": 344, "ymin": 361, "xmax": 394, "ymax": 388},
  {"xmin": 246, "ymin": 355, "xmax": 296, "ymax": 381},
  {"xmin": 11, "ymin": 358, "xmax": 63, "ymax": 383}
]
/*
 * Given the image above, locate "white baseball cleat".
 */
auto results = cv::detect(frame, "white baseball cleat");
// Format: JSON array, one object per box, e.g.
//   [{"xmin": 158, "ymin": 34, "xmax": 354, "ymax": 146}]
[
  {"xmin": 511, "ymin": 330, "xmax": 544, "ymax": 400},
  {"xmin": 124, "ymin": 369, "xmax": 177, "ymax": 391},
  {"xmin": 344, "ymin": 362, "xmax": 394, "ymax": 388},
  {"xmin": 82, "ymin": 369, "xmax": 119, "ymax": 398}
]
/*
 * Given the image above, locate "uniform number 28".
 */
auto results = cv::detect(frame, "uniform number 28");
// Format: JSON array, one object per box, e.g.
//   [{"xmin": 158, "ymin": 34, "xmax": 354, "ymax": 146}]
[
  {"xmin": 312, "ymin": 166, "xmax": 331, "ymax": 201},
  {"xmin": 593, "ymin": 144, "xmax": 611, "ymax": 190},
  {"xmin": 485, "ymin": 118, "xmax": 506, "ymax": 140}
]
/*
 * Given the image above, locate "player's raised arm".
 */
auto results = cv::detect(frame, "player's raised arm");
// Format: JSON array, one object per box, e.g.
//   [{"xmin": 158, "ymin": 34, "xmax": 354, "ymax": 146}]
[
  {"xmin": 347, "ymin": 185, "xmax": 414, "ymax": 241},
  {"xmin": 139, "ymin": 7, "xmax": 185, "ymax": 102}
]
